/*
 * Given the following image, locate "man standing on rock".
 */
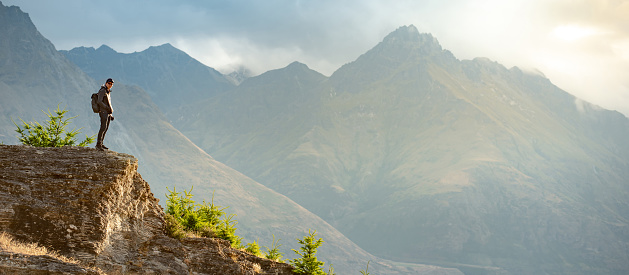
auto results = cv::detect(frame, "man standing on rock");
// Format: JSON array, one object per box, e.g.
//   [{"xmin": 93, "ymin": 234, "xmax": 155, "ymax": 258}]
[{"xmin": 96, "ymin": 78, "xmax": 115, "ymax": 151}]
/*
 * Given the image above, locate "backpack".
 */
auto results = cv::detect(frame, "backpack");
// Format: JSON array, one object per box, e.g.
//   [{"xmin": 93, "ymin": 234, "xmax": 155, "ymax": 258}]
[{"xmin": 91, "ymin": 93, "xmax": 100, "ymax": 113}]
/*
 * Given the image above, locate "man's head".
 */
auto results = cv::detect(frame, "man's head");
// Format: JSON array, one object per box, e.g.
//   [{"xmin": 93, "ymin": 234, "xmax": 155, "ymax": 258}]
[{"xmin": 105, "ymin": 78, "xmax": 114, "ymax": 89}]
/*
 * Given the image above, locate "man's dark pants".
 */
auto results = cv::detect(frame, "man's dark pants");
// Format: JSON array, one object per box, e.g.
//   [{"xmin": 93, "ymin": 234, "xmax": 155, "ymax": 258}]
[{"xmin": 97, "ymin": 112, "xmax": 111, "ymax": 146}]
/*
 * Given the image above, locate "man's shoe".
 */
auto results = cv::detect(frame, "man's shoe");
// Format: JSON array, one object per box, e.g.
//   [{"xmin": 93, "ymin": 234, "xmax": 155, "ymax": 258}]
[
  {"xmin": 101, "ymin": 144, "xmax": 109, "ymax": 150},
  {"xmin": 95, "ymin": 144, "xmax": 105, "ymax": 151}
]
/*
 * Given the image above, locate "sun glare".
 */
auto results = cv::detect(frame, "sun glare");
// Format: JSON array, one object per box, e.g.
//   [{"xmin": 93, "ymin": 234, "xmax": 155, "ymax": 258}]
[{"xmin": 551, "ymin": 25, "xmax": 601, "ymax": 41}]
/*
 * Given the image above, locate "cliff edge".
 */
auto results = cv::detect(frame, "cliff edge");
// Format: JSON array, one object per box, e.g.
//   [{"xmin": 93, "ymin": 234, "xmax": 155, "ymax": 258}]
[{"xmin": 0, "ymin": 145, "xmax": 294, "ymax": 274}]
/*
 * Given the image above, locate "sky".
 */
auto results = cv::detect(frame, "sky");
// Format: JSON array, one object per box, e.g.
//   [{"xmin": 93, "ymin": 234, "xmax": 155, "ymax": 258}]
[{"xmin": 5, "ymin": 0, "xmax": 629, "ymax": 116}]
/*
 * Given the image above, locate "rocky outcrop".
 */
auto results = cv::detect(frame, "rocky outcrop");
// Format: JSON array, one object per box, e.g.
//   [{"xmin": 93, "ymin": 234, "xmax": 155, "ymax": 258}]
[{"xmin": 0, "ymin": 145, "xmax": 294, "ymax": 274}]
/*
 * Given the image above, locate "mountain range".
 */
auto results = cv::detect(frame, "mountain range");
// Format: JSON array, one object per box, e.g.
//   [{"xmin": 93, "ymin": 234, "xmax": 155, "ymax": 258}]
[
  {"xmin": 3, "ymin": 1, "xmax": 629, "ymax": 274},
  {"xmin": 169, "ymin": 26, "xmax": 629, "ymax": 274},
  {"xmin": 60, "ymin": 43, "xmax": 234, "ymax": 113},
  {"xmin": 0, "ymin": 3, "xmax": 459, "ymax": 274}
]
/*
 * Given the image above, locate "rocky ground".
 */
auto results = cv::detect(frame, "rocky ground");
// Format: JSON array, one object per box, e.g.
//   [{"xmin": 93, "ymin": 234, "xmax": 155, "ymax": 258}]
[{"xmin": 0, "ymin": 145, "xmax": 294, "ymax": 274}]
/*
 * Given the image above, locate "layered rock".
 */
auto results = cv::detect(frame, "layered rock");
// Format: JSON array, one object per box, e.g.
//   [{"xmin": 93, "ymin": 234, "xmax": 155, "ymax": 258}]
[{"xmin": 0, "ymin": 144, "xmax": 294, "ymax": 274}]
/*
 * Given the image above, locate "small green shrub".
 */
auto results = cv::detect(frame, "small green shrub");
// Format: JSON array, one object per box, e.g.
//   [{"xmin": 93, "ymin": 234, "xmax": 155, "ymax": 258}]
[
  {"xmin": 216, "ymin": 213, "xmax": 243, "ymax": 248},
  {"xmin": 263, "ymin": 234, "xmax": 284, "ymax": 262},
  {"xmin": 166, "ymin": 187, "xmax": 214, "ymax": 234},
  {"xmin": 290, "ymin": 229, "xmax": 326, "ymax": 275},
  {"xmin": 165, "ymin": 187, "xmax": 243, "ymax": 248},
  {"xmin": 164, "ymin": 213, "xmax": 186, "ymax": 239},
  {"xmin": 196, "ymin": 225, "xmax": 216, "ymax": 238},
  {"xmin": 245, "ymin": 240, "xmax": 261, "ymax": 257},
  {"xmin": 13, "ymin": 104, "xmax": 94, "ymax": 147}
]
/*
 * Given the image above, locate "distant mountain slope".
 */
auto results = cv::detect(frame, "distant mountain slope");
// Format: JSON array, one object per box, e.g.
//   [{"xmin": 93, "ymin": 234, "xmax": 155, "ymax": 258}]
[
  {"xmin": 0, "ymin": 2, "xmax": 95, "ymax": 144},
  {"xmin": 0, "ymin": 4, "xmax": 461, "ymax": 274},
  {"xmin": 169, "ymin": 61, "xmax": 327, "ymax": 166},
  {"xmin": 173, "ymin": 25, "xmax": 629, "ymax": 274},
  {"xmin": 61, "ymin": 43, "xmax": 234, "ymax": 113}
]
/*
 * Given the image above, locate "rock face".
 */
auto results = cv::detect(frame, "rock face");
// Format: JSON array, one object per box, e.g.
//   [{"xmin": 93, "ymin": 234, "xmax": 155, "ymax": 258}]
[{"xmin": 0, "ymin": 144, "xmax": 294, "ymax": 274}]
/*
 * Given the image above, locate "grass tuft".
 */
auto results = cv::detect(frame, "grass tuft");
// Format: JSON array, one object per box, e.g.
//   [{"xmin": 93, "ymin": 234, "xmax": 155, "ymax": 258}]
[
  {"xmin": 0, "ymin": 231, "xmax": 77, "ymax": 263},
  {"xmin": 0, "ymin": 232, "xmax": 104, "ymax": 273}
]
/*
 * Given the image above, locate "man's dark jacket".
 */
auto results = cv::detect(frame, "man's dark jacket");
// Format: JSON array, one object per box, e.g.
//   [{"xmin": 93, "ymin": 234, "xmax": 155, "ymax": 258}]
[{"xmin": 97, "ymin": 85, "xmax": 113, "ymax": 114}]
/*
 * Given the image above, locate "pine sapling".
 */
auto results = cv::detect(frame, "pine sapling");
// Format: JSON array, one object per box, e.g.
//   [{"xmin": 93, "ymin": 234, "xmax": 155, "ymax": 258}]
[
  {"xmin": 264, "ymin": 234, "xmax": 284, "ymax": 262},
  {"xmin": 290, "ymin": 229, "xmax": 326, "ymax": 275},
  {"xmin": 13, "ymin": 104, "xmax": 94, "ymax": 147},
  {"xmin": 245, "ymin": 240, "xmax": 262, "ymax": 257}
]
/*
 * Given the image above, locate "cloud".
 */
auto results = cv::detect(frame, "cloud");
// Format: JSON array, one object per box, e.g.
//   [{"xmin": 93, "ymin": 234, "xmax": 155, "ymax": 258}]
[{"xmin": 527, "ymin": 0, "xmax": 629, "ymax": 115}]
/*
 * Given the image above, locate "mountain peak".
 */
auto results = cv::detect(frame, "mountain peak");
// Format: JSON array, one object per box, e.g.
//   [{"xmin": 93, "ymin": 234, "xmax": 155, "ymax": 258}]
[
  {"xmin": 286, "ymin": 61, "xmax": 309, "ymax": 70},
  {"xmin": 0, "ymin": 2, "xmax": 34, "ymax": 30},
  {"xmin": 96, "ymin": 44, "xmax": 116, "ymax": 54},
  {"xmin": 329, "ymin": 25, "xmax": 451, "ymax": 89},
  {"xmin": 281, "ymin": 61, "xmax": 327, "ymax": 79},
  {"xmin": 241, "ymin": 60, "xmax": 326, "ymax": 88},
  {"xmin": 148, "ymin": 43, "xmax": 176, "ymax": 51},
  {"xmin": 143, "ymin": 43, "xmax": 192, "ymax": 58},
  {"xmin": 69, "ymin": 46, "xmax": 95, "ymax": 52},
  {"xmin": 385, "ymin": 24, "xmax": 420, "ymax": 39},
  {"xmin": 157, "ymin": 43, "xmax": 175, "ymax": 49},
  {"xmin": 0, "ymin": 2, "xmax": 47, "ymax": 45},
  {"xmin": 382, "ymin": 25, "xmax": 442, "ymax": 51}
]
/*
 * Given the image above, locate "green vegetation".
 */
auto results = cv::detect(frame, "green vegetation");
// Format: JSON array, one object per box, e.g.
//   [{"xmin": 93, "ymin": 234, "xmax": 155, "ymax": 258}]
[
  {"xmin": 360, "ymin": 261, "xmax": 371, "ymax": 275},
  {"xmin": 263, "ymin": 234, "xmax": 284, "ymax": 262},
  {"xmin": 326, "ymin": 264, "xmax": 335, "ymax": 275},
  {"xmin": 215, "ymin": 213, "xmax": 242, "ymax": 248},
  {"xmin": 290, "ymin": 229, "xmax": 328, "ymax": 275},
  {"xmin": 245, "ymin": 240, "xmax": 261, "ymax": 257},
  {"xmin": 165, "ymin": 187, "xmax": 242, "ymax": 248},
  {"xmin": 12, "ymin": 104, "xmax": 94, "ymax": 147},
  {"xmin": 166, "ymin": 187, "xmax": 347, "ymax": 273},
  {"xmin": 163, "ymin": 211, "xmax": 187, "ymax": 239}
]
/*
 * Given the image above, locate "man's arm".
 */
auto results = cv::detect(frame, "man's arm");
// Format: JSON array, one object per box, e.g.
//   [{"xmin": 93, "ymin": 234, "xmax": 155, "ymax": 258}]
[{"xmin": 97, "ymin": 88, "xmax": 111, "ymax": 113}]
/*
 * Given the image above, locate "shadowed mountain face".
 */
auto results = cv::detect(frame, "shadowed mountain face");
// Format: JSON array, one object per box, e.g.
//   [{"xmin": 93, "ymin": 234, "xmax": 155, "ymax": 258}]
[
  {"xmin": 61, "ymin": 43, "xmax": 234, "ymax": 113},
  {"xmin": 172, "ymin": 25, "xmax": 629, "ymax": 274},
  {"xmin": 0, "ymin": 4, "xmax": 463, "ymax": 274}
]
